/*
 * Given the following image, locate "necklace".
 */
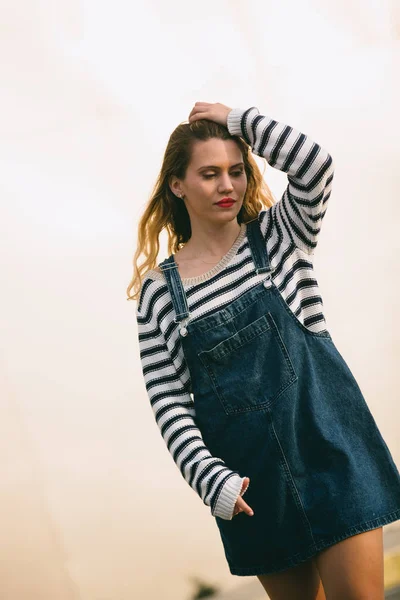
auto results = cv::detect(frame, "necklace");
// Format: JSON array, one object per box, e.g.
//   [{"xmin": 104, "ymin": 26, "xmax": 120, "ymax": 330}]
[
  {"xmin": 176, "ymin": 255, "xmax": 224, "ymax": 266},
  {"xmin": 194, "ymin": 257, "xmax": 224, "ymax": 265},
  {"xmin": 176, "ymin": 225, "xmax": 242, "ymax": 265}
]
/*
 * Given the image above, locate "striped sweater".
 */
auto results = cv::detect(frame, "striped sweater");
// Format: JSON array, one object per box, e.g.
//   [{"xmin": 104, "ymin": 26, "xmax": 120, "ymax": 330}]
[{"xmin": 135, "ymin": 106, "xmax": 335, "ymax": 520}]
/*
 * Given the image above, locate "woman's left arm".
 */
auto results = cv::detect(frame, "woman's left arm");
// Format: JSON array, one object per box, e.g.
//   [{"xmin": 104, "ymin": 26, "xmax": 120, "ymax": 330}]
[{"xmin": 227, "ymin": 106, "xmax": 335, "ymax": 255}]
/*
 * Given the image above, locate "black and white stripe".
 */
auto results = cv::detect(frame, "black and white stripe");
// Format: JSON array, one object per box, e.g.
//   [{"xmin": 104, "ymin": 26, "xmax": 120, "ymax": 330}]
[{"xmin": 135, "ymin": 106, "xmax": 335, "ymax": 520}]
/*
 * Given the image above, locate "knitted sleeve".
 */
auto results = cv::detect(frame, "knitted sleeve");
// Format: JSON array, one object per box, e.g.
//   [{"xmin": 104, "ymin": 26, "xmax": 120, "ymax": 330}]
[
  {"xmin": 135, "ymin": 276, "xmax": 249, "ymax": 520},
  {"xmin": 227, "ymin": 106, "xmax": 335, "ymax": 255}
]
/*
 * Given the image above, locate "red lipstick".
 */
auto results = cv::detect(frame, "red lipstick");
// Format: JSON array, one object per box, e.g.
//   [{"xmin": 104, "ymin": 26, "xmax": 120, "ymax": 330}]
[{"xmin": 215, "ymin": 197, "xmax": 235, "ymax": 207}]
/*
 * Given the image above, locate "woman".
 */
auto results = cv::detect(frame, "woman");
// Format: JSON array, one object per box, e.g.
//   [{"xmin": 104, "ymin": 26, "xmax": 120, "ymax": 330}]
[{"xmin": 128, "ymin": 102, "xmax": 400, "ymax": 599}]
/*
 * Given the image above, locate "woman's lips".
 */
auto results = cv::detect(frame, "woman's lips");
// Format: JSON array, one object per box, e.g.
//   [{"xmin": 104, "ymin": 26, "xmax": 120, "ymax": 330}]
[{"xmin": 215, "ymin": 200, "xmax": 235, "ymax": 207}]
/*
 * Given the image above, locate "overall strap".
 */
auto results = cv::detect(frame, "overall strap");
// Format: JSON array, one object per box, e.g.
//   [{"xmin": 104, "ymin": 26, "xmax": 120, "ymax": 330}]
[
  {"xmin": 158, "ymin": 256, "xmax": 190, "ymax": 323},
  {"xmin": 246, "ymin": 217, "xmax": 272, "ymax": 275}
]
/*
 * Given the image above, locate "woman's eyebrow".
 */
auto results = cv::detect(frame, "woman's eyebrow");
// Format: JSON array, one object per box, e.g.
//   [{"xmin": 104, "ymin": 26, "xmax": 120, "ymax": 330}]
[{"xmin": 197, "ymin": 162, "xmax": 244, "ymax": 172}]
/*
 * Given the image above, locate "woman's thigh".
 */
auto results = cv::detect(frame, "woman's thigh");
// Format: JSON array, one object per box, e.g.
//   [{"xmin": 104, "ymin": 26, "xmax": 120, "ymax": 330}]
[
  {"xmin": 257, "ymin": 557, "xmax": 326, "ymax": 600},
  {"xmin": 313, "ymin": 527, "xmax": 384, "ymax": 600}
]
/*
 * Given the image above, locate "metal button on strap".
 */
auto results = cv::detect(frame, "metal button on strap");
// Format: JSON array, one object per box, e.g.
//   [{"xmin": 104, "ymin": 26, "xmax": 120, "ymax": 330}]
[
  {"xmin": 263, "ymin": 279, "xmax": 270, "ymax": 288},
  {"xmin": 180, "ymin": 326, "xmax": 188, "ymax": 337}
]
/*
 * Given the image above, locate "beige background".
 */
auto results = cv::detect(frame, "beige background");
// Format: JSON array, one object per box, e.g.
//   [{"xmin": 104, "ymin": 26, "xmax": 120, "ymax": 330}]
[{"xmin": 1, "ymin": 1, "xmax": 400, "ymax": 598}]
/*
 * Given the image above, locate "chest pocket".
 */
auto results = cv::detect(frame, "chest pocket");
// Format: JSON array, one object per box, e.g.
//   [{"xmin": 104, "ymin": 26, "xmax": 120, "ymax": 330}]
[{"xmin": 198, "ymin": 312, "xmax": 297, "ymax": 415}]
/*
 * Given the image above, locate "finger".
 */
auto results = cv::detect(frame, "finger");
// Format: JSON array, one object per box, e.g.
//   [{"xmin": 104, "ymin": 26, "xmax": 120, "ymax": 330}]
[
  {"xmin": 189, "ymin": 108, "xmax": 208, "ymax": 122},
  {"xmin": 241, "ymin": 477, "xmax": 250, "ymax": 494},
  {"xmin": 188, "ymin": 104, "xmax": 212, "ymax": 121},
  {"xmin": 189, "ymin": 103, "xmax": 209, "ymax": 116},
  {"xmin": 237, "ymin": 497, "xmax": 254, "ymax": 516},
  {"xmin": 188, "ymin": 108, "xmax": 200, "ymax": 122},
  {"xmin": 189, "ymin": 112, "xmax": 210, "ymax": 124}
]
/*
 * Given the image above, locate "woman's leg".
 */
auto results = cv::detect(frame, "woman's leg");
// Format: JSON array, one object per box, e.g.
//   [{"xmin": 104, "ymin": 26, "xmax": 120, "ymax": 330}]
[
  {"xmin": 257, "ymin": 557, "xmax": 326, "ymax": 600},
  {"xmin": 313, "ymin": 526, "xmax": 384, "ymax": 599}
]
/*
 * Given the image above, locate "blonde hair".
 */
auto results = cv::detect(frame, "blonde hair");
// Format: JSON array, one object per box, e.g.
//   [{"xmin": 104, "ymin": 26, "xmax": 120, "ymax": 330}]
[{"xmin": 126, "ymin": 117, "xmax": 276, "ymax": 302}]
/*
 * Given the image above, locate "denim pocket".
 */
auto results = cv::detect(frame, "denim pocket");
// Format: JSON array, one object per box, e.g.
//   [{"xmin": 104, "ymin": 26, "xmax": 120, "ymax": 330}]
[{"xmin": 198, "ymin": 312, "xmax": 297, "ymax": 415}]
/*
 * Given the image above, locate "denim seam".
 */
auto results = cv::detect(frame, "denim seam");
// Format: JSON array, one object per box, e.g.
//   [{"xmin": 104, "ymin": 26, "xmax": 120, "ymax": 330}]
[
  {"xmin": 271, "ymin": 283, "xmax": 332, "ymax": 340},
  {"xmin": 270, "ymin": 417, "xmax": 316, "ymax": 546},
  {"xmin": 227, "ymin": 507, "xmax": 400, "ymax": 576},
  {"xmin": 266, "ymin": 312, "xmax": 298, "ymax": 381},
  {"xmin": 199, "ymin": 315, "xmax": 271, "ymax": 360},
  {"xmin": 194, "ymin": 283, "xmax": 269, "ymax": 334},
  {"xmin": 170, "ymin": 269, "xmax": 190, "ymax": 319},
  {"xmin": 223, "ymin": 373, "xmax": 298, "ymax": 416}
]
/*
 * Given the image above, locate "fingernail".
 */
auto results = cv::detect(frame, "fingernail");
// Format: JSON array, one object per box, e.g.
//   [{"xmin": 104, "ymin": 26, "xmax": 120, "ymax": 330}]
[{"xmin": 249, "ymin": 510, "xmax": 254, "ymax": 516}]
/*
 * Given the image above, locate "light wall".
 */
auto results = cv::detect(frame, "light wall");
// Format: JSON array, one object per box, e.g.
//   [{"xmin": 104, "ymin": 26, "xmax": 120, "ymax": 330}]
[{"xmin": 0, "ymin": 1, "xmax": 399, "ymax": 599}]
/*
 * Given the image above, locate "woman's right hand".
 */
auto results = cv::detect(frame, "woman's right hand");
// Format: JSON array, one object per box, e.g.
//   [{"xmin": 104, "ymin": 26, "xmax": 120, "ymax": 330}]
[{"xmin": 233, "ymin": 477, "xmax": 254, "ymax": 517}]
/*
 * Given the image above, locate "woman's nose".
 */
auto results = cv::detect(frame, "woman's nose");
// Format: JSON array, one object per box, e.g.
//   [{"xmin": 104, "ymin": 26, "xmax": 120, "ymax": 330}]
[{"xmin": 218, "ymin": 174, "xmax": 234, "ymax": 192}]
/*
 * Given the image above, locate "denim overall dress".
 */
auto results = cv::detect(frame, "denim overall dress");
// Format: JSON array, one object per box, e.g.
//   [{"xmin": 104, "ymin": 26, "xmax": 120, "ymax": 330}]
[{"xmin": 159, "ymin": 217, "xmax": 400, "ymax": 576}]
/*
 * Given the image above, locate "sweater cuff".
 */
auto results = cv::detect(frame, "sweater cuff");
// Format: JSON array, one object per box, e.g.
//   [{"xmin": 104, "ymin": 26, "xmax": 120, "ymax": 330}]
[
  {"xmin": 227, "ymin": 107, "xmax": 247, "ymax": 137},
  {"xmin": 212, "ymin": 474, "xmax": 248, "ymax": 520}
]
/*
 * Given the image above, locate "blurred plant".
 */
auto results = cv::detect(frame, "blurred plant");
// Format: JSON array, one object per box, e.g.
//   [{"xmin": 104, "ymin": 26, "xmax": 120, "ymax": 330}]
[{"xmin": 187, "ymin": 574, "xmax": 221, "ymax": 599}]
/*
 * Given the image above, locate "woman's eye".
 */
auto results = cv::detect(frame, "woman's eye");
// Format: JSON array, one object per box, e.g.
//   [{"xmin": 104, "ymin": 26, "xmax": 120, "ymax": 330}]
[{"xmin": 203, "ymin": 171, "xmax": 244, "ymax": 179}]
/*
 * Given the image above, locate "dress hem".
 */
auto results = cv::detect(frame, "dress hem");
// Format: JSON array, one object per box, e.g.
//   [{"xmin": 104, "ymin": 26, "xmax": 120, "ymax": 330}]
[{"xmin": 227, "ymin": 507, "xmax": 400, "ymax": 577}]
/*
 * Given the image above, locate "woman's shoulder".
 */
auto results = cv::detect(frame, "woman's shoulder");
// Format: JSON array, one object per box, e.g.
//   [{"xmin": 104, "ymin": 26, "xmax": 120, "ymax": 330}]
[
  {"xmin": 139, "ymin": 269, "xmax": 167, "ymax": 299},
  {"xmin": 143, "ymin": 266, "xmax": 165, "ymax": 279},
  {"xmin": 136, "ymin": 268, "xmax": 167, "ymax": 312}
]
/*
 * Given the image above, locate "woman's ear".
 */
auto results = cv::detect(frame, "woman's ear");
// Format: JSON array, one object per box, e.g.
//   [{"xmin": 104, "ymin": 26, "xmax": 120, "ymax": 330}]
[{"xmin": 169, "ymin": 176, "xmax": 182, "ymax": 198}]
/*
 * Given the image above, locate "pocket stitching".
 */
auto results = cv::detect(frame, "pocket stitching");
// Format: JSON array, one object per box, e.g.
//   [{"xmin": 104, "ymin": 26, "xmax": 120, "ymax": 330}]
[
  {"xmin": 196, "ymin": 286, "xmax": 267, "ymax": 334},
  {"xmin": 198, "ymin": 314, "xmax": 271, "ymax": 360},
  {"xmin": 198, "ymin": 311, "xmax": 298, "ymax": 415}
]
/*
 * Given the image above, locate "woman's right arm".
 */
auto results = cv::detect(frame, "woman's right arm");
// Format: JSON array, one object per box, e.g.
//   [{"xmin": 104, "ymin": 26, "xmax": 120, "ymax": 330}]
[{"xmin": 135, "ymin": 275, "xmax": 249, "ymax": 520}]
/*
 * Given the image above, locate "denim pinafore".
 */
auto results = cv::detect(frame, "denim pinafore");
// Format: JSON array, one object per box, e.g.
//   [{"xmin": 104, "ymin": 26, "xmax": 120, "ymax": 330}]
[{"xmin": 159, "ymin": 217, "xmax": 400, "ymax": 577}]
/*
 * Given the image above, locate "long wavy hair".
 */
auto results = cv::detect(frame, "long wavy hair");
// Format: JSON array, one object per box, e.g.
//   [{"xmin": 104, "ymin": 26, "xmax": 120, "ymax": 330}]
[{"xmin": 126, "ymin": 117, "xmax": 277, "ymax": 302}]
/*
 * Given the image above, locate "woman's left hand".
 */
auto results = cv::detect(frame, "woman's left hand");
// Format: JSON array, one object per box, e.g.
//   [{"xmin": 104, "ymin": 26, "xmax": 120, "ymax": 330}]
[{"xmin": 188, "ymin": 102, "xmax": 232, "ymax": 127}]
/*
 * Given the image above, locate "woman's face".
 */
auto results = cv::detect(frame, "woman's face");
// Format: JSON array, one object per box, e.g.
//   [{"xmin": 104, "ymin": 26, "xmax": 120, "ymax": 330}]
[{"xmin": 171, "ymin": 138, "xmax": 248, "ymax": 226}]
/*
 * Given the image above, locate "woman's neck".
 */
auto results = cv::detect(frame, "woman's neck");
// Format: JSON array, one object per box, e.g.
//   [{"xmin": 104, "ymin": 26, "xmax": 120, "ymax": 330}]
[{"xmin": 180, "ymin": 221, "xmax": 242, "ymax": 260}]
